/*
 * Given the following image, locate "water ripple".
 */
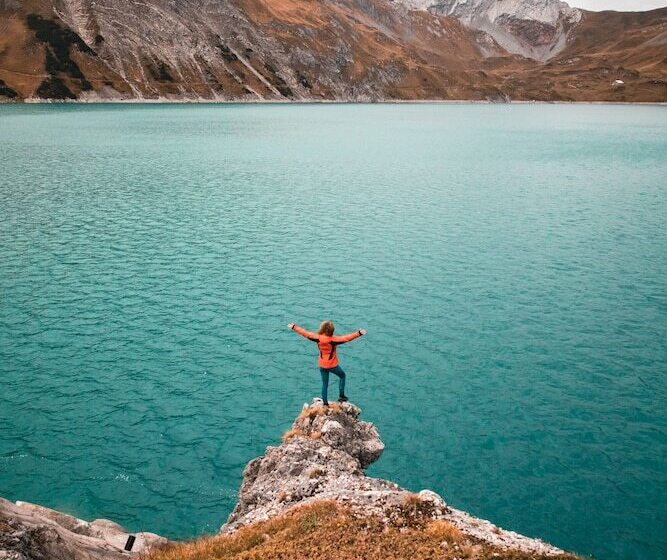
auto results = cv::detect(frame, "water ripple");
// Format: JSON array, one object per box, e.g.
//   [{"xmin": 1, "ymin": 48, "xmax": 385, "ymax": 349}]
[{"xmin": 0, "ymin": 103, "xmax": 665, "ymax": 560}]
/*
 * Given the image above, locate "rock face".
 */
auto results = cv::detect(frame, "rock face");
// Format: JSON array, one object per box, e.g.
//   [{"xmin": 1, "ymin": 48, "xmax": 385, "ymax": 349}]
[
  {"xmin": 0, "ymin": 0, "xmax": 665, "ymax": 102},
  {"xmin": 0, "ymin": 498, "xmax": 166, "ymax": 560},
  {"xmin": 424, "ymin": 0, "xmax": 582, "ymax": 60},
  {"xmin": 222, "ymin": 401, "xmax": 400, "ymax": 533},
  {"xmin": 222, "ymin": 400, "xmax": 566, "ymax": 556},
  {"xmin": 0, "ymin": 0, "xmax": 499, "ymax": 102}
]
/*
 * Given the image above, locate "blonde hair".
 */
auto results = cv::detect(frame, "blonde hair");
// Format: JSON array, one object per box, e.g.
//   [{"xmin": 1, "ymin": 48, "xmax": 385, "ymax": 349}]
[{"xmin": 318, "ymin": 321, "xmax": 335, "ymax": 336}]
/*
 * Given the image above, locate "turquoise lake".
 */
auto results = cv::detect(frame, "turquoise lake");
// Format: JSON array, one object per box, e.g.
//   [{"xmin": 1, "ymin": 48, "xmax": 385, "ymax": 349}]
[{"xmin": 0, "ymin": 103, "xmax": 665, "ymax": 559}]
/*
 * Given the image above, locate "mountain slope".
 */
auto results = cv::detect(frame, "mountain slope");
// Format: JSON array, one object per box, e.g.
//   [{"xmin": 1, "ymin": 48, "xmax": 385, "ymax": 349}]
[
  {"xmin": 490, "ymin": 7, "xmax": 667, "ymax": 101},
  {"xmin": 426, "ymin": 0, "xmax": 582, "ymax": 61},
  {"xmin": 0, "ymin": 0, "xmax": 503, "ymax": 101},
  {"xmin": 0, "ymin": 0, "xmax": 665, "ymax": 102}
]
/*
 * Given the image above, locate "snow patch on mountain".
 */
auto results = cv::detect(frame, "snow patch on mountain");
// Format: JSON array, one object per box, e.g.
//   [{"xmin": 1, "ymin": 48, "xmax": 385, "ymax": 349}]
[
  {"xmin": 433, "ymin": 0, "xmax": 580, "ymax": 25},
  {"xmin": 398, "ymin": 0, "xmax": 582, "ymax": 60}
]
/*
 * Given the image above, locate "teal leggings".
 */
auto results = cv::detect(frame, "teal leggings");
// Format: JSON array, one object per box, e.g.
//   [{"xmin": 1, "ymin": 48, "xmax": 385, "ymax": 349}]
[{"xmin": 319, "ymin": 365, "xmax": 346, "ymax": 404}]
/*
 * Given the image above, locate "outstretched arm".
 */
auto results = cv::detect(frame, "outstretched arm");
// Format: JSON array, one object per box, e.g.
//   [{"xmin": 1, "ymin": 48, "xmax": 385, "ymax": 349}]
[
  {"xmin": 288, "ymin": 323, "xmax": 319, "ymax": 341},
  {"xmin": 332, "ymin": 329, "xmax": 366, "ymax": 344}
]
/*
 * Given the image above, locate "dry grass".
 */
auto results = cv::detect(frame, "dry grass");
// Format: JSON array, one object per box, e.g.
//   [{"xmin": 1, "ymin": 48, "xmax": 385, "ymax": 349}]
[
  {"xmin": 284, "ymin": 403, "xmax": 344, "ymax": 442},
  {"xmin": 403, "ymin": 492, "xmax": 423, "ymax": 509},
  {"xmin": 297, "ymin": 402, "xmax": 342, "ymax": 422},
  {"xmin": 297, "ymin": 407, "xmax": 323, "ymax": 421},
  {"xmin": 397, "ymin": 492, "xmax": 432, "ymax": 526},
  {"xmin": 281, "ymin": 428, "xmax": 324, "ymax": 443},
  {"xmin": 146, "ymin": 501, "xmax": 581, "ymax": 560},
  {"xmin": 425, "ymin": 519, "xmax": 465, "ymax": 543},
  {"xmin": 281, "ymin": 427, "xmax": 305, "ymax": 442}
]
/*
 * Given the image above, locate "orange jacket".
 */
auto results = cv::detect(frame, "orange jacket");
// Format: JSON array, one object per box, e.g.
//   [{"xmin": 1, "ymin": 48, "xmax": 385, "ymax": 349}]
[{"xmin": 291, "ymin": 325, "xmax": 364, "ymax": 368}]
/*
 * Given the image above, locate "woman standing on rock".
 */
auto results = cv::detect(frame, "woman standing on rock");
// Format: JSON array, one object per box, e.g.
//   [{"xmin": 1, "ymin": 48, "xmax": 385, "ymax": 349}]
[{"xmin": 288, "ymin": 321, "xmax": 366, "ymax": 406}]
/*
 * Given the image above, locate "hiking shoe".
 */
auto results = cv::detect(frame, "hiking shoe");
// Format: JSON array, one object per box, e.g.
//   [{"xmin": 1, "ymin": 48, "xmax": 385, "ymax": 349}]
[{"xmin": 338, "ymin": 394, "xmax": 349, "ymax": 402}]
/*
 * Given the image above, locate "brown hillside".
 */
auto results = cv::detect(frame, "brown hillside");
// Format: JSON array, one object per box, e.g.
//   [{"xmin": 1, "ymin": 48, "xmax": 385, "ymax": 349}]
[
  {"xmin": 148, "ymin": 500, "xmax": 581, "ymax": 560},
  {"xmin": 0, "ymin": 0, "xmax": 665, "ymax": 101},
  {"xmin": 498, "ymin": 8, "xmax": 667, "ymax": 101}
]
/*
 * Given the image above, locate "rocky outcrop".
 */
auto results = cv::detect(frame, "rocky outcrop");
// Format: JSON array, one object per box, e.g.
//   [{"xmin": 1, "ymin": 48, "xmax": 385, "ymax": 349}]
[
  {"xmin": 424, "ymin": 0, "xmax": 582, "ymax": 60},
  {"xmin": 0, "ymin": 498, "xmax": 166, "ymax": 559},
  {"xmin": 1, "ymin": 400, "xmax": 573, "ymax": 558},
  {"xmin": 221, "ymin": 400, "xmax": 567, "ymax": 556}
]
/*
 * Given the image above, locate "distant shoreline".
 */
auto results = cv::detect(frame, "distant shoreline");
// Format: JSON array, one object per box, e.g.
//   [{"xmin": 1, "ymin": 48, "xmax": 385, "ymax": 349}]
[{"xmin": 2, "ymin": 98, "xmax": 665, "ymax": 106}]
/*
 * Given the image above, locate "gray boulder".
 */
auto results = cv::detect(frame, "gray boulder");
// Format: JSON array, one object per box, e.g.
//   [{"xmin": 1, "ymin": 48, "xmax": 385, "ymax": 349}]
[
  {"xmin": 0, "ymin": 498, "xmax": 166, "ymax": 560},
  {"xmin": 221, "ymin": 401, "xmax": 414, "ymax": 533},
  {"xmin": 291, "ymin": 400, "xmax": 385, "ymax": 468}
]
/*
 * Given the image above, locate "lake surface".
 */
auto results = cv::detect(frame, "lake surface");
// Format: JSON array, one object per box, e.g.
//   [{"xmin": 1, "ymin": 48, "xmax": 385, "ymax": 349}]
[{"xmin": 0, "ymin": 103, "xmax": 665, "ymax": 559}]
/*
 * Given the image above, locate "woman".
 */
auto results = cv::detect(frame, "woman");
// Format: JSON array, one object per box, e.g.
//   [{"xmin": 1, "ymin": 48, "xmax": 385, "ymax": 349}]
[{"xmin": 288, "ymin": 321, "xmax": 366, "ymax": 406}]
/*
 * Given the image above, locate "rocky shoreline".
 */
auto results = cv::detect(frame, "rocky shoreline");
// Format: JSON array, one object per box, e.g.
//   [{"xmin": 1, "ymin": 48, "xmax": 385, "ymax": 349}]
[
  {"xmin": 2, "ymin": 99, "xmax": 666, "ymax": 105},
  {"xmin": 0, "ymin": 498, "xmax": 165, "ymax": 559},
  {"xmin": 0, "ymin": 401, "xmax": 573, "ymax": 559}
]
